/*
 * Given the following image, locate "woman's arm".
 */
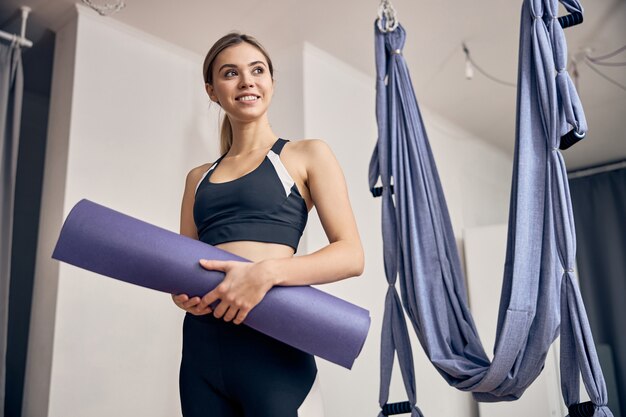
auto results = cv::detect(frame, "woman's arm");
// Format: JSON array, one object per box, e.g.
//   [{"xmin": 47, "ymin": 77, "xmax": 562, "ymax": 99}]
[
  {"xmin": 180, "ymin": 166, "xmax": 204, "ymax": 239},
  {"xmin": 172, "ymin": 165, "xmax": 210, "ymax": 314},
  {"xmin": 258, "ymin": 139, "xmax": 364, "ymax": 286}
]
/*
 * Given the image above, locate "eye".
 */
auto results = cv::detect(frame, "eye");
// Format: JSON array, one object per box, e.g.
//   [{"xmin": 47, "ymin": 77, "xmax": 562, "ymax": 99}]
[
  {"xmin": 224, "ymin": 69, "xmax": 237, "ymax": 78},
  {"xmin": 253, "ymin": 66, "xmax": 264, "ymax": 75}
]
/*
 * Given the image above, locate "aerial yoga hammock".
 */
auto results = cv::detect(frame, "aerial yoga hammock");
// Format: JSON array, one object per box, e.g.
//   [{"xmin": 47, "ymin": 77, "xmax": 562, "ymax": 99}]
[{"xmin": 369, "ymin": 0, "xmax": 614, "ymax": 416}]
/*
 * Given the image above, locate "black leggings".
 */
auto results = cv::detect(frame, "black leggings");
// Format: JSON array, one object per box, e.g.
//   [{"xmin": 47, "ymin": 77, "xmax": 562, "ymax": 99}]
[{"xmin": 179, "ymin": 312, "xmax": 318, "ymax": 417}]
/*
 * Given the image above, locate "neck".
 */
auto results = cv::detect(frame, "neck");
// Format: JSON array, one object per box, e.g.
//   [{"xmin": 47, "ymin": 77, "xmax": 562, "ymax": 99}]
[{"xmin": 227, "ymin": 116, "xmax": 277, "ymax": 157}]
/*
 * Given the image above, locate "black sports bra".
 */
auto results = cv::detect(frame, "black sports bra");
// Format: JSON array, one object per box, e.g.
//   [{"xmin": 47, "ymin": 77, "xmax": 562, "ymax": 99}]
[{"xmin": 193, "ymin": 138, "xmax": 308, "ymax": 253}]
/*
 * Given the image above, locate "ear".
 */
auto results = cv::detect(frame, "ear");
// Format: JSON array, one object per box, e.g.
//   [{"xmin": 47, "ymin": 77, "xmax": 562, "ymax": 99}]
[{"xmin": 205, "ymin": 83, "xmax": 219, "ymax": 103}]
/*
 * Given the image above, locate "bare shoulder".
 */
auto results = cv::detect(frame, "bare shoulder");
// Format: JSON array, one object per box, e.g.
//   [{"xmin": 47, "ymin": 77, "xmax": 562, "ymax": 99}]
[
  {"xmin": 290, "ymin": 138, "xmax": 329, "ymax": 152},
  {"xmin": 185, "ymin": 162, "xmax": 213, "ymax": 187},
  {"xmin": 288, "ymin": 138, "xmax": 333, "ymax": 166}
]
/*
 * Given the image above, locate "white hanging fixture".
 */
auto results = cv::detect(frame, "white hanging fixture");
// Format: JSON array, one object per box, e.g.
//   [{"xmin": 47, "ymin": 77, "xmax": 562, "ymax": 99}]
[{"xmin": 0, "ymin": 6, "xmax": 33, "ymax": 48}]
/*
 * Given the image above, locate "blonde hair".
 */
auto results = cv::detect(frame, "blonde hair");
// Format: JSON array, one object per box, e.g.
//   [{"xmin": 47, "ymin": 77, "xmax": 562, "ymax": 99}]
[{"xmin": 202, "ymin": 32, "xmax": 274, "ymax": 154}]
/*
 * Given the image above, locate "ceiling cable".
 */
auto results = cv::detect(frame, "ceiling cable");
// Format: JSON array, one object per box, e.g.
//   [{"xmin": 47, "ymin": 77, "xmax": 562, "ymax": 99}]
[
  {"xmin": 462, "ymin": 43, "xmax": 516, "ymax": 88},
  {"xmin": 583, "ymin": 58, "xmax": 626, "ymax": 92},
  {"xmin": 585, "ymin": 59, "xmax": 626, "ymax": 67},
  {"xmin": 586, "ymin": 44, "xmax": 626, "ymax": 62},
  {"xmin": 584, "ymin": 44, "xmax": 626, "ymax": 67}
]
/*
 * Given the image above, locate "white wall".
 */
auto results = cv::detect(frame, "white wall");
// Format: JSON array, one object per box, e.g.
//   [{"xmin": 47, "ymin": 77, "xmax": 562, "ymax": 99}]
[
  {"xmin": 24, "ymin": 5, "xmax": 216, "ymax": 416},
  {"xmin": 464, "ymin": 224, "xmax": 566, "ymax": 417},
  {"xmin": 301, "ymin": 43, "xmax": 512, "ymax": 417},
  {"xmin": 24, "ymin": 6, "xmax": 514, "ymax": 416},
  {"xmin": 269, "ymin": 43, "xmax": 305, "ymax": 159}
]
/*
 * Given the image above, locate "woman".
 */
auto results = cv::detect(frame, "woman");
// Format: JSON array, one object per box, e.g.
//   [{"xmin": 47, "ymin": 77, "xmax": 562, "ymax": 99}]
[{"xmin": 172, "ymin": 32, "xmax": 364, "ymax": 417}]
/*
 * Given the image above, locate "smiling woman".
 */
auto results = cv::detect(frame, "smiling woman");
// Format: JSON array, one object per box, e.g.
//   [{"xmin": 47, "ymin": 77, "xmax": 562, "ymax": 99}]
[
  {"xmin": 170, "ymin": 32, "xmax": 364, "ymax": 417},
  {"xmin": 201, "ymin": 33, "xmax": 275, "ymax": 153}
]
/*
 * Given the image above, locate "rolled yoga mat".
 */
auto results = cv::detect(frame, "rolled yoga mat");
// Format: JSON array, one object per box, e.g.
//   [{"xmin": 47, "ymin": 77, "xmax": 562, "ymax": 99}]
[{"xmin": 52, "ymin": 199, "xmax": 371, "ymax": 369}]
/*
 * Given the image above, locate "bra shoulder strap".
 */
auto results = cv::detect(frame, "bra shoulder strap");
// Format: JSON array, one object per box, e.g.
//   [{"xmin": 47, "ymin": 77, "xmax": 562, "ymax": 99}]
[{"xmin": 270, "ymin": 138, "xmax": 289, "ymax": 155}]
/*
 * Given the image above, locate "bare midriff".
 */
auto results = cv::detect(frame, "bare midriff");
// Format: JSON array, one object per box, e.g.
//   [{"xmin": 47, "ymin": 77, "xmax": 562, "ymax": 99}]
[{"xmin": 215, "ymin": 240, "xmax": 295, "ymax": 263}]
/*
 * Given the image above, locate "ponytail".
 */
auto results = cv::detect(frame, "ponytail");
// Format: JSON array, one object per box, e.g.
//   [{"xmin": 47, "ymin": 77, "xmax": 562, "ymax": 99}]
[{"xmin": 220, "ymin": 116, "xmax": 233, "ymax": 155}]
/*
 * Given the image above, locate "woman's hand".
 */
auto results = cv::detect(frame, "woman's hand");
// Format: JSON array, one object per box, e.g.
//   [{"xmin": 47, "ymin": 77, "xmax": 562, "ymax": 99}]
[
  {"xmin": 194, "ymin": 259, "xmax": 274, "ymax": 325},
  {"xmin": 171, "ymin": 293, "xmax": 213, "ymax": 316}
]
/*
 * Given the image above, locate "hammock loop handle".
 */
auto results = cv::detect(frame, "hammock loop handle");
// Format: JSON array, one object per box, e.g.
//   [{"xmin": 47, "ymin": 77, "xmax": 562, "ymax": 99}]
[
  {"xmin": 382, "ymin": 401, "xmax": 411, "ymax": 415},
  {"xmin": 377, "ymin": 0, "xmax": 399, "ymax": 33}
]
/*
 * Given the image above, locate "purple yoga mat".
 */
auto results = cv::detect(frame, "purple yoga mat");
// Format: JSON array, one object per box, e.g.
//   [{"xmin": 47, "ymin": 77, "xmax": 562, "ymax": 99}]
[{"xmin": 52, "ymin": 199, "xmax": 370, "ymax": 369}]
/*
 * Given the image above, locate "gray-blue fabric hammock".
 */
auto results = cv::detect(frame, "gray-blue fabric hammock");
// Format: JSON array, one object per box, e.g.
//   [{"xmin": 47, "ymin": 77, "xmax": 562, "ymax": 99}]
[{"xmin": 368, "ymin": 0, "xmax": 614, "ymax": 416}]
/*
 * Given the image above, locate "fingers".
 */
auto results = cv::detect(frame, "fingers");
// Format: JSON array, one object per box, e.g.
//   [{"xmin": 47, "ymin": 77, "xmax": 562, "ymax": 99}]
[
  {"xmin": 197, "ymin": 293, "xmax": 218, "ymax": 311},
  {"xmin": 222, "ymin": 306, "xmax": 238, "ymax": 322},
  {"xmin": 209, "ymin": 285, "xmax": 235, "ymax": 319},
  {"xmin": 214, "ymin": 300, "xmax": 250, "ymax": 325},
  {"xmin": 191, "ymin": 305, "xmax": 213, "ymax": 316},
  {"xmin": 210, "ymin": 288, "xmax": 250, "ymax": 324},
  {"xmin": 186, "ymin": 297, "xmax": 212, "ymax": 315},
  {"xmin": 199, "ymin": 259, "xmax": 228, "ymax": 271},
  {"xmin": 172, "ymin": 293, "xmax": 188, "ymax": 304},
  {"xmin": 202, "ymin": 284, "xmax": 241, "ymax": 322},
  {"xmin": 212, "ymin": 301, "xmax": 230, "ymax": 320},
  {"xmin": 197, "ymin": 281, "xmax": 229, "ymax": 311},
  {"xmin": 171, "ymin": 293, "xmax": 189, "ymax": 309},
  {"xmin": 233, "ymin": 309, "xmax": 249, "ymax": 325},
  {"xmin": 214, "ymin": 304, "xmax": 248, "ymax": 325},
  {"xmin": 183, "ymin": 297, "xmax": 201, "ymax": 309},
  {"xmin": 171, "ymin": 294, "xmax": 212, "ymax": 315}
]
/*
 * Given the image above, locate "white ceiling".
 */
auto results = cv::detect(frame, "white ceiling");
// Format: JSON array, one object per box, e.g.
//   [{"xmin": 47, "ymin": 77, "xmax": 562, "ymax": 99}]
[{"xmin": 2, "ymin": 0, "xmax": 625, "ymax": 170}]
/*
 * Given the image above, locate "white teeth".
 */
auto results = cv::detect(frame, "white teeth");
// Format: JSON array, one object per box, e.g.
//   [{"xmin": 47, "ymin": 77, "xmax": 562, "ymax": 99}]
[{"xmin": 237, "ymin": 95, "xmax": 258, "ymax": 101}]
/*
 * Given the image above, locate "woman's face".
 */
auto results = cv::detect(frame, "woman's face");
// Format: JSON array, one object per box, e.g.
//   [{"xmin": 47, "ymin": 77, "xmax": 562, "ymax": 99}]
[{"xmin": 206, "ymin": 42, "xmax": 274, "ymax": 124}]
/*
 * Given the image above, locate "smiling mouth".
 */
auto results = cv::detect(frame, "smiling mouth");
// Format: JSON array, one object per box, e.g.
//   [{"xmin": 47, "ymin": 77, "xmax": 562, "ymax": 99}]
[{"xmin": 236, "ymin": 95, "xmax": 260, "ymax": 101}]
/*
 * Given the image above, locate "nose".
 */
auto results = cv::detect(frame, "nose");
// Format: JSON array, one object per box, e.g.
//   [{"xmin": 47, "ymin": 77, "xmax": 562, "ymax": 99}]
[{"xmin": 239, "ymin": 73, "xmax": 254, "ymax": 89}]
